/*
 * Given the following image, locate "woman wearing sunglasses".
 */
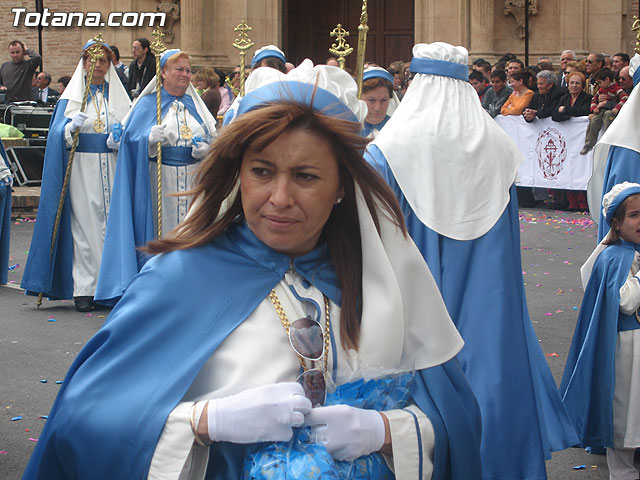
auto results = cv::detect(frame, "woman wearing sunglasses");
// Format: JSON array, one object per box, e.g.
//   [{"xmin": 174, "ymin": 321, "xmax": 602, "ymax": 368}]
[{"xmin": 24, "ymin": 61, "xmax": 481, "ymax": 480}]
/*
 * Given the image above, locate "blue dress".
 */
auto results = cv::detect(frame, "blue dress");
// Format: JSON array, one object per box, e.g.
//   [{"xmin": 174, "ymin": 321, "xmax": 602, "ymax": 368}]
[{"xmin": 366, "ymin": 145, "xmax": 578, "ymax": 480}]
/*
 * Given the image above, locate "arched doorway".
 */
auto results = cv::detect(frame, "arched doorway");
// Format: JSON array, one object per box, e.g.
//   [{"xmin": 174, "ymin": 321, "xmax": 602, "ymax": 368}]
[{"xmin": 284, "ymin": 0, "xmax": 414, "ymax": 70}]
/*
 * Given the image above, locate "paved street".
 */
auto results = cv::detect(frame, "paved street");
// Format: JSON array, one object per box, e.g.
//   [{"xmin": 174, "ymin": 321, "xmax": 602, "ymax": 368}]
[{"xmin": 1, "ymin": 207, "xmax": 638, "ymax": 479}]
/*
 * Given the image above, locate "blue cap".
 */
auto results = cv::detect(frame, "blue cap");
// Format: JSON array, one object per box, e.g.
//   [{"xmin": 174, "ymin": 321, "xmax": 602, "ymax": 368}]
[
  {"xmin": 82, "ymin": 39, "xmax": 112, "ymax": 53},
  {"xmin": 160, "ymin": 49, "xmax": 182, "ymax": 68},
  {"xmin": 251, "ymin": 47, "xmax": 286, "ymax": 69},
  {"xmin": 363, "ymin": 68, "xmax": 395, "ymax": 85},
  {"xmin": 409, "ymin": 57, "xmax": 469, "ymax": 81},
  {"xmin": 605, "ymin": 186, "xmax": 640, "ymax": 226}
]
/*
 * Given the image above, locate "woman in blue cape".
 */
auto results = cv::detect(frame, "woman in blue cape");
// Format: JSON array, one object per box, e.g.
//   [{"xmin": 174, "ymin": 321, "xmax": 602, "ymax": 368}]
[
  {"xmin": 94, "ymin": 49, "xmax": 217, "ymax": 305},
  {"xmin": 561, "ymin": 182, "xmax": 640, "ymax": 479},
  {"xmin": 0, "ymin": 138, "xmax": 12, "ymax": 285},
  {"xmin": 365, "ymin": 42, "xmax": 578, "ymax": 479},
  {"xmin": 360, "ymin": 67, "xmax": 398, "ymax": 139},
  {"xmin": 23, "ymin": 60, "xmax": 481, "ymax": 480},
  {"xmin": 20, "ymin": 40, "xmax": 131, "ymax": 311}
]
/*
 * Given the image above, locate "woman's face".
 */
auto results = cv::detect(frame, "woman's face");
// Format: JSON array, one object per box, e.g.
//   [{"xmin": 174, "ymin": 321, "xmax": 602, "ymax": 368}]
[
  {"xmin": 83, "ymin": 50, "xmax": 110, "ymax": 84},
  {"xmin": 240, "ymin": 128, "xmax": 343, "ymax": 257},
  {"xmin": 568, "ymin": 76, "xmax": 583, "ymax": 95},
  {"xmin": 616, "ymin": 196, "xmax": 640, "ymax": 244},
  {"xmin": 161, "ymin": 57, "xmax": 192, "ymax": 96},
  {"xmin": 363, "ymin": 85, "xmax": 390, "ymax": 124}
]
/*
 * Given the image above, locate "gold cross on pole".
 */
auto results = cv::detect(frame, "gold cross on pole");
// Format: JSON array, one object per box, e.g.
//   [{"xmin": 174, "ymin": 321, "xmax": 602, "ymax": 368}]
[
  {"xmin": 329, "ymin": 23, "xmax": 354, "ymax": 70},
  {"xmin": 233, "ymin": 21, "xmax": 254, "ymax": 95},
  {"xmin": 632, "ymin": 16, "xmax": 640, "ymax": 54}
]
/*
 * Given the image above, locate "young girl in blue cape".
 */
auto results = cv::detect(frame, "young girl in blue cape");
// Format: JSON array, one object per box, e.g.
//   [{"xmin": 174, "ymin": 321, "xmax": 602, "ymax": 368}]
[
  {"xmin": 23, "ymin": 61, "xmax": 482, "ymax": 480},
  {"xmin": 561, "ymin": 181, "xmax": 640, "ymax": 479}
]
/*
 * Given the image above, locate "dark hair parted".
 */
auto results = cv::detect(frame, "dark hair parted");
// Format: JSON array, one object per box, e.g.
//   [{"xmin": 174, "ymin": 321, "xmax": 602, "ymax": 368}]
[
  {"xmin": 362, "ymin": 76, "xmax": 393, "ymax": 97},
  {"xmin": 145, "ymin": 100, "xmax": 407, "ymax": 350}
]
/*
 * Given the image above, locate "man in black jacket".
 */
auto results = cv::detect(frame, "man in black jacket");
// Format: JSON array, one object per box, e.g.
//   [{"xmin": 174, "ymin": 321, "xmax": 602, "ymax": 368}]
[
  {"xmin": 523, "ymin": 70, "xmax": 564, "ymax": 122},
  {"xmin": 30, "ymin": 71, "xmax": 59, "ymax": 104},
  {"xmin": 127, "ymin": 38, "xmax": 155, "ymax": 99}
]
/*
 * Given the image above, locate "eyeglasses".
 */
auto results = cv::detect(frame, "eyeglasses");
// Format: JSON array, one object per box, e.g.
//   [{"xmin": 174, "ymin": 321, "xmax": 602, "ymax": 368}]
[
  {"xmin": 269, "ymin": 290, "xmax": 329, "ymax": 407},
  {"xmin": 586, "ymin": 59, "xmax": 594, "ymax": 64}
]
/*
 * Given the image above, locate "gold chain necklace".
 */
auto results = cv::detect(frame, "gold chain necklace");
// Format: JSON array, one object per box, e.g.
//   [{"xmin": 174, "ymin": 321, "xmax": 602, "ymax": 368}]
[
  {"xmin": 88, "ymin": 84, "xmax": 105, "ymax": 133},
  {"xmin": 268, "ymin": 288, "xmax": 331, "ymax": 374},
  {"xmin": 173, "ymin": 102, "xmax": 193, "ymax": 140}
]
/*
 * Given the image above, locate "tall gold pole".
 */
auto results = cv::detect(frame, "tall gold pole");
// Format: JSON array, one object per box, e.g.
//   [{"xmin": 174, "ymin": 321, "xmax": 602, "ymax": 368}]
[
  {"xmin": 632, "ymin": 16, "xmax": 640, "ymax": 54},
  {"xmin": 329, "ymin": 23, "xmax": 353, "ymax": 70},
  {"xmin": 150, "ymin": 28, "xmax": 167, "ymax": 239},
  {"xmin": 233, "ymin": 21, "xmax": 254, "ymax": 96},
  {"xmin": 355, "ymin": 0, "xmax": 369, "ymax": 98},
  {"xmin": 36, "ymin": 34, "xmax": 105, "ymax": 308}
]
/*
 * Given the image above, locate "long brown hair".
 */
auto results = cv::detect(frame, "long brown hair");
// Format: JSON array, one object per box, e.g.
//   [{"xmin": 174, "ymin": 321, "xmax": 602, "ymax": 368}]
[{"xmin": 145, "ymin": 100, "xmax": 406, "ymax": 350}]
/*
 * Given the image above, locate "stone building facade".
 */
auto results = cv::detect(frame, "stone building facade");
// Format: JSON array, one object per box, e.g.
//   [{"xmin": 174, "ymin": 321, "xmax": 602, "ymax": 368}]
[{"xmin": 0, "ymin": 0, "xmax": 638, "ymax": 85}]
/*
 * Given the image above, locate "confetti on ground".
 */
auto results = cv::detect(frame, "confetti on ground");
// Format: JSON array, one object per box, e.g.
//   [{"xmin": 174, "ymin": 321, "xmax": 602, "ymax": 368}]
[
  {"xmin": 557, "ymin": 289, "xmax": 565, "ymax": 295},
  {"xmin": 8, "ymin": 264, "xmax": 19, "ymax": 270},
  {"xmin": 11, "ymin": 416, "xmax": 22, "ymax": 421},
  {"xmin": 572, "ymin": 306, "xmax": 578, "ymax": 310},
  {"xmin": 25, "ymin": 428, "xmax": 29, "ymax": 432},
  {"xmin": 572, "ymin": 465, "xmax": 586, "ymax": 470},
  {"xmin": 55, "ymin": 381, "xmax": 63, "ymax": 384},
  {"xmin": 0, "ymin": 451, "xmax": 7, "ymax": 454},
  {"xmin": 536, "ymin": 284, "xmax": 543, "ymax": 287},
  {"xmin": 40, "ymin": 379, "xmax": 47, "ymax": 383},
  {"xmin": 28, "ymin": 438, "xmax": 38, "ymax": 442},
  {"xmin": 555, "ymin": 310, "xmax": 563, "ymax": 313},
  {"xmin": 47, "ymin": 317, "xmax": 56, "ymax": 322},
  {"xmin": 38, "ymin": 416, "xmax": 48, "ymax": 420},
  {"xmin": 545, "ymin": 313, "xmax": 553, "ymax": 316},
  {"xmin": 546, "ymin": 353, "xmax": 559, "ymax": 357},
  {"xmin": 86, "ymin": 313, "xmax": 92, "ymax": 317}
]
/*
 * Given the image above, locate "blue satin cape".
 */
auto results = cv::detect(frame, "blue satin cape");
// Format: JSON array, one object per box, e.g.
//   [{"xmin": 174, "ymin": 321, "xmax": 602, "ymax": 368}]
[
  {"xmin": 94, "ymin": 88, "xmax": 205, "ymax": 305},
  {"xmin": 560, "ymin": 241, "xmax": 640, "ymax": 447},
  {"xmin": 366, "ymin": 146, "xmax": 578, "ymax": 480},
  {"xmin": 0, "ymin": 139, "xmax": 10, "ymax": 285},
  {"xmin": 23, "ymin": 220, "xmax": 482, "ymax": 480},
  {"xmin": 597, "ymin": 146, "xmax": 640, "ymax": 241}
]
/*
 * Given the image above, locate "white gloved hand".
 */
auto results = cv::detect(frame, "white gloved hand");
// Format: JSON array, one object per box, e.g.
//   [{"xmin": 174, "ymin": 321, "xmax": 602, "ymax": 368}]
[
  {"xmin": 303, "ymin": 405, "xmax": 386, "ymax": 461},
  {"xmin": 70, "ymin": 112, "xmax": 89, "ymax": 131},
  {"xmin": 148, "ymin": 124, "xmax": 167, "ymax": 145},
  {"xmin": 207, "ymin": 382, "xmax": 311, "ymax": 444},
  {"xmin": 106, "ymin": 132, "xmax": 120, "ymax": 150},
  {"xmin": 191, "ymin": 140, "xmax": 210, "ymax": 159},
  {"xmin": 1, "ymin": 175, "xmax": 12, "ymax": 187}
]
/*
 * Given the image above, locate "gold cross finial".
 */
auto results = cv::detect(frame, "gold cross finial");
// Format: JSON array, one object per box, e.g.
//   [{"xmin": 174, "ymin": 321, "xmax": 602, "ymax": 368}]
[
  {"xmin": 632, "ymin": 16, "xmax": 640, "ymax": 54},
  {"xmin": 233, "ymin": 21, "xmax": 255, "ymax": 51},
  {"xmin": 86, "ymin": 33, "xmax": 105, "ymax": 61},
  {"xmin": 151, "ymin": 28, "xmax": 167, "ymax": 56},
  {"xmin": 329, "ymin": 24, "xmax": 354, "ymax": 69}
]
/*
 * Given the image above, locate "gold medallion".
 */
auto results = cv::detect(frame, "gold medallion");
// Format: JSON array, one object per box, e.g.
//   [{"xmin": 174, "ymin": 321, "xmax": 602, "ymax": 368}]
[
  {"xmin": 180, "ymin": 124, "xmax": 193, "ymax": 140},
  {"xmin": 93, "ymin": 118, "xmax": 105, "ymax": 133}
]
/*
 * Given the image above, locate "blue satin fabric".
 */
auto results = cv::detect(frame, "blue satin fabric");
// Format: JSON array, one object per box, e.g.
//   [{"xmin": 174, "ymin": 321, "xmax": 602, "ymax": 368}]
[
  {"xmin": 561, "ymin": 241, "xmax": 640, "ymax": 447},
  {"xmin": 94, "ymin": 88, "xmax": 207, "ymax": 305},
  {"xmin": 0, "ymin": 139, "xmax": 10, "ymax": 285},
  {"xmin": 362, "ymin": 115, "xmax": 390, "ymax": 138},
  {"xmin": 24, "ymin": 219, "xmax": 482, "ymax": 480},
  {"xmin": 366, "ymin": 145, "xmax": 578, "ymax": 480},
  {"xmin": 76, "ymin": 133, "xmax": 111, "ymax": 154},
  {"xmin": 409, "ymin": 58, "xmax": 469, "ymax": 82},
  {"xmin": 597, "ymin": 146, "xmax": 640, "ymax": 241}
]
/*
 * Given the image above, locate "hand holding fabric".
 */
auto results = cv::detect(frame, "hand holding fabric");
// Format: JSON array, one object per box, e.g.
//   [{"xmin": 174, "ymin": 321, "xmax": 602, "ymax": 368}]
[
  {"xmin": 70, "ymin": 112, "xmax": 89, "ymax": 132},
  {"xmin": 303, "ymin": 405, "xmax": 386, "ymax": 461},
  {"xmin": 106, "ymin": 133, "xmax": 120, "ymax": 150},
  {"xmin": 148, "ymin": 124, "xmax": 167, "ymax": 145},
  {"xmin": 207, "ymin": 382, "xmax": 311, "ymax": 444},
  {"xmin": 111, "ymin": 123, "xmax": 123, "ymax": 142},
  {"xmin": 2, "ymin": 175, "xmax": 13, "ymax": 187}
]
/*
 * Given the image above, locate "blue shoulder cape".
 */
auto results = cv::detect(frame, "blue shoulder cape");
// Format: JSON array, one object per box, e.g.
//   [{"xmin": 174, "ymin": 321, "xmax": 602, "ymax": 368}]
[
  {"xmin": 23, "ymin": 220, "xmax": 482, "ymax": 480},
  {"xmin": 94, "ymin": 88, "xmax": 204, "ymax": 305},
  {"xmin": 560, "ymin": 241, "xmax": 639, "ymax": 447},
  {"xmin": 362, "ymin": 115, "xmax": 390, "ymax": 138},
  {"xmin": 597, "ymin": 146, "xmax": 640, "ymax": 241},
  {"xmin": 0, "ymin": 138, "xmax": 10, "ymax": 285},
  {"xmin": 366, "ymin": 145, "xmax": 578, "ymax": 480},
  {"xmin": 20, "ymin": 99, "xmax": 76, "ymax": 299}
]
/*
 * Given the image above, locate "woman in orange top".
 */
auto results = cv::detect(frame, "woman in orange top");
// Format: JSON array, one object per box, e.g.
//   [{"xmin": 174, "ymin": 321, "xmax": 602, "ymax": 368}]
[{"xmin": 500, "ymin": 70, "xmax": 534, "ymax": 116}]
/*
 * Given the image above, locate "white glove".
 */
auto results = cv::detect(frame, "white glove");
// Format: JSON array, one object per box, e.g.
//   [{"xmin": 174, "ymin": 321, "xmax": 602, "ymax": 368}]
[
  {"xmin": 303, "ymin": 405, "xmax": 386, "ymax": 461},
  {"xmin": 106, "ymin": 132, "xmax": 120, "ymax": 150},
  {"xmin": 1, "ymin": 175, "xmax": 12, "ymax": 187},
  {"xmin": 148, "ymin": 124, "xmax": 167, "ymax": 145},
  {"xmin": 70, "ymin": 112, "xmax": 89, "ymax": 132},
  {"xmin": 207, "ymin": 382, "xmax": 311, "ymax": 444},
  {"xmin": 191, "ymin": 140, "xmax": 210, "ymax": 159}
]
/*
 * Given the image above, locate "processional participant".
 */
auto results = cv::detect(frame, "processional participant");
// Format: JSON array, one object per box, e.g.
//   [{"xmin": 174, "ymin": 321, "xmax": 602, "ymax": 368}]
[
  {"xmin": 0, "ymin": 139, "xmax": 12, "ymax": 285},
  {"xmin": 361, "ymin": 67, "xmax": 399, "ymax": 139},
  {"xmin": 365, "ymin": 42, "xmax": 578, "ymax": 480},
  {"xmin": 20, "ymin": 39, "xmax": 131, "ymax": 312},
  {"xmin": 23, "ymin": 60, "xmax": 482, "ymax": 480},
  {"xmin": 587, "ymin": 53, "xmax": 640, "ymax": 241},
  {"xmin": 561, "ymin": 182, "xmax": 640, "ymax": 480},
  {"xmin": 94, "ymin": 49, "xmax": 217, "ymax": 305}
]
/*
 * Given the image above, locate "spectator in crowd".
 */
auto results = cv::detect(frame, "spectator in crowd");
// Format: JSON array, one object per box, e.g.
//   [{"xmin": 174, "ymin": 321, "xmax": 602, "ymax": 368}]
[
  {"xmin": 192, "ymin": 67, "xmax": 221, "ymax": 118},
  {"xmin": 469, "ymin": 70, "xmax": 490, "ymax": 100},
  {"xmin": 506, "ymin": 58, "xmax": 524, "ymax": 78},
  {"xmin": 557, "ymin": 50, "xmax": 577, "ymax": 88},
  {"xmin": 525, "ymin": 66, "xmax": 541, "ymax": 92},
  {"xmin": 214, "ymin": 68, "xmax": 233, "ymax": 116},
  {"xmin": 618, "ymin": 65, "xmax": 633, "ymax": 94},
  {"xmin": 581, "ymin": 68, "xmax": 629, "ymax": 154},
  {"xmin": 30, "ymin": 71, "xmax": 59, "ymax": 104},
  {"xmin": 128, "ymin": 38, "xmax": 155, "ymax": 99},
  {"xmin": 611, "ymin": 52, "xmax": 630, "ymax": 73},
  {"xmin": 325, "ymin": 56, "xmax": 339, "ymax": 67},
  {"xmin": 0, "ymin": 40, "xmax": 42, "ymax": 102},
  {"xmin": 472, "ymin": 58, "xmax": 492, "ymax": 81},
  {"xmin": 251, "ymin": 45, "xmax": 287, "ymax": 73},
  {"xmin": 56, "ymin": 75, "xmax": 70, "ymax": 95},
  {"xmin": 537, "ymin": 61, "xmax": 554, "ymax": 72},
  {"xmin": 523, "ymin": 70, "xmax": 563, "ymax": 122},
  {"xmin": 585, "ymin": 52, "xmax": 605, "ymax": 95},
  {"xmin": 552, "ymin": 71, "xmax": 592, "ymax": 211},
  {"xmin": 492, "ymin": 61, "xmax": 507, "ymax": 73},
  {"xmin": 110, "ymin": 45, "xmax": 129, "ymax": 87},
  {"xmin": 538, "ymin": 55, "xmax": 553, "ymax": 65},
  {"xmin": 482, "ymin": 69, "xmax": 512, "ymax": 118},
  {"xmin": 388, "ymin": 60, "xmax": 407, "ymax": 101},
  {"xmin": 603, "ymin": 53, "xmax": 612, "ymax": 69},
  {"xmin": 501, "ymin": 70, "xmax": 533, "ymax": 115}
]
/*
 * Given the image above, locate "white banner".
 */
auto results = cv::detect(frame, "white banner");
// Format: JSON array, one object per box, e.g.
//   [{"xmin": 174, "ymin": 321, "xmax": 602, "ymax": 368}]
[{"xmin": 495, "ymin": 115, "xmax": 594, "ymax": 190}]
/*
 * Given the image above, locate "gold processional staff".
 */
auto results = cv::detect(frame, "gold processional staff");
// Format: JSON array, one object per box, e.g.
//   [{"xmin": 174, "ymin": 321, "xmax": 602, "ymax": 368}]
[
  {"xmin": 36, "ymin": 34, "xmax": 106, "ymax": 308},
  {"xmin": 150, "ymin": 28, "xmax": 167, "ymax": 239},
  {"xmin": 355, "ymin": 0, "xmax": 369, "ymax": 99},
  {"xmin": 329, "ymin": 23, "xmax": 353, "ymax": 70},
  {"xmin": 233, "ymin": 21, "xmax": 254, "ymax": 96}
]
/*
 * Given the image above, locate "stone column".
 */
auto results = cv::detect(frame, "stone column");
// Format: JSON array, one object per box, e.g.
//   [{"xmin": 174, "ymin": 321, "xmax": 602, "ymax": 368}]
[
  {"xmin": 470, "ymin": 0, "xmax": 494, "ymax": 55},
  {"xmin": 181, "ymin": 0, "xmax": 204, "ymax": 60}
]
